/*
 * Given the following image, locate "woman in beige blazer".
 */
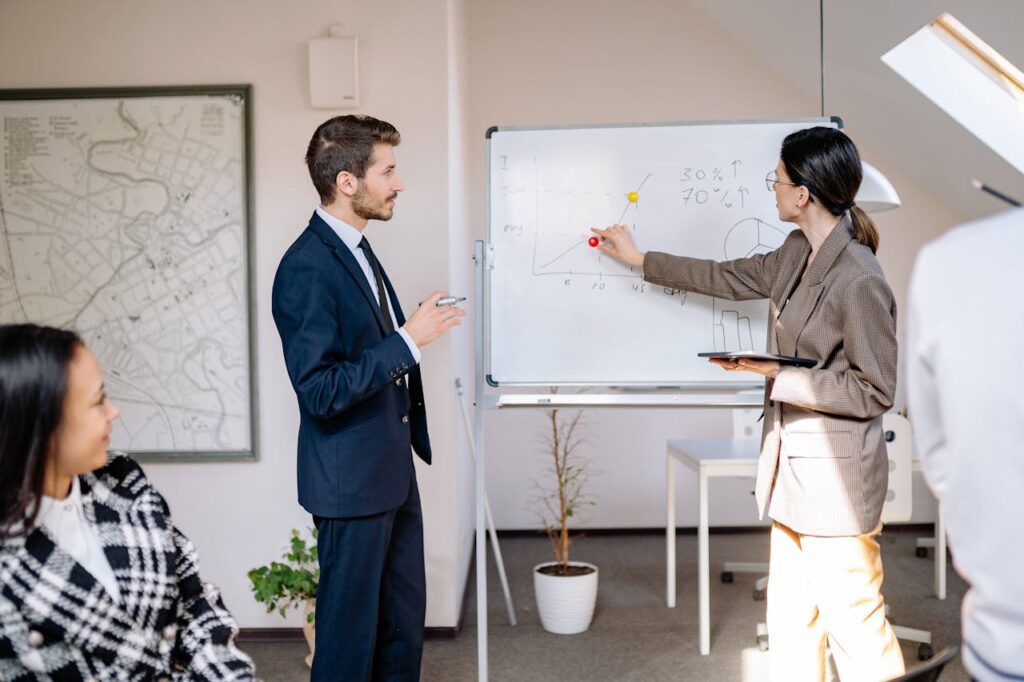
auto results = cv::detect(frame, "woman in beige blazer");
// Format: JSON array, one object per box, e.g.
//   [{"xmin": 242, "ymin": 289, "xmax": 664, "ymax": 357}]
[{"xmin": 594, "ymin": 127, "xmax": 904, "ymax": 682}]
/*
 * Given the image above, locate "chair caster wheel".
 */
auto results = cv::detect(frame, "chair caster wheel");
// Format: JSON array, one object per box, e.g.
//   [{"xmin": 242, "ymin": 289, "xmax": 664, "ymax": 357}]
[
  {"xmin": 721, "ymin": 571, "xmax": 734, "ymax": 584},
  {"xmin": 915, "ymin": 547, "xmax": 929, "ymax": 558},
  {"xmin": 757, "ymin": 634, "xmax": 769, "ymax": 652},
  {"xmin": 918, "ymin": 643, "xmax": 934, "ymax": 661},
  {"xmin": 753, "ymin": 588, "xmax": 766, "ymax": 601}
]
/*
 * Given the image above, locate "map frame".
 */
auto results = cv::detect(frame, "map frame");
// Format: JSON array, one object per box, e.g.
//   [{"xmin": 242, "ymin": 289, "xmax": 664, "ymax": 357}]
[{"xmin": 0, "ymin": 84, "xmax": 258, "ymax": 463}]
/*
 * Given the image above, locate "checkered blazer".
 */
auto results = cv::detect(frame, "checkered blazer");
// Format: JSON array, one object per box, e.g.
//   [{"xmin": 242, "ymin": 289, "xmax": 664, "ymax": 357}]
[
  {"xmin": 0, "ymin": 455, "xmax": 256, "ymax": 680},
  {"xmin": 644, "ymin": 216, "xmax": 897, "ymax": 536}
]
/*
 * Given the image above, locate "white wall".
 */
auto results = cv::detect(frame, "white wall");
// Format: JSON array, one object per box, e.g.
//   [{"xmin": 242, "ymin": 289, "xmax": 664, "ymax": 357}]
[
  {"xmin": 2, "ymin": 0, "xmax": 978, "ymax": 631},
  {"xmin": 445, "ymin": 0, "xmax": 478, "ymax": 616},
  {"xmin": 466, "ymin": 0, "xmax": 957, "ymax": 530},
  {"xmin": 0, "ymin": 0, "xmax": 472, "ymax": 628}
]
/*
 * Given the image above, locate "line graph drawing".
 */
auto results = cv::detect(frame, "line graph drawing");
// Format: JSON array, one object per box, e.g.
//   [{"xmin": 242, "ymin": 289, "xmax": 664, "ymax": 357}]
[
  {"xmin": 530, "ymin": 163, "xmax": 652, "ymax": 279},
  {"xmin": 617, "ymin": 173, "xmax": 651, "ymax": 223},
  {"xmin": 496, "ymin": 156, "xmax": 790, "ymax": 350},
  {"xmin": 536, "ymin": 239, "xmax": 589, "ymax": 270}
]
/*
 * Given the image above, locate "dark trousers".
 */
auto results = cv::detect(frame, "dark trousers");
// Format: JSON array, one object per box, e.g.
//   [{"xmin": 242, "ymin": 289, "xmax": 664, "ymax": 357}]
[{"xmin": 311, "ymin": 473, "xmax": 425, "ymax": 682}]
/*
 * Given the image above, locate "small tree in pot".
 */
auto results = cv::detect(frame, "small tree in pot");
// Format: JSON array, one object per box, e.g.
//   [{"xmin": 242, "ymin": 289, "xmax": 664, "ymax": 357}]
[
  {"xmin": 248, "ymin": 528, "xmax": 318, "ymax": 667},
  {"xmin": 532, "ymin": 395, "xmax": 598, "ymax": 634}
]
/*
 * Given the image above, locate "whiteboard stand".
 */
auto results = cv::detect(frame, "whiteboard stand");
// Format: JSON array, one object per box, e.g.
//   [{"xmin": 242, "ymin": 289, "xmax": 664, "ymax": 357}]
[
  {"xmin": 455, "ymin": 378, "xmax": 516, "ymax": 627},
  {"xmin": 473, "ymin": 240, "xmax": 489, "ymax": 681},
  {"xmin": 471, "ymin": 240, "xmax": 763, "ymax": 681}
]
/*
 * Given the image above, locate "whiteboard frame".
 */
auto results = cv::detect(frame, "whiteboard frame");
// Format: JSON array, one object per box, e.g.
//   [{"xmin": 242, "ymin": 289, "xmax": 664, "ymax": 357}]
[{"xmin": 483, "ymin": 117, "xmax": 840, "ymax": 388}]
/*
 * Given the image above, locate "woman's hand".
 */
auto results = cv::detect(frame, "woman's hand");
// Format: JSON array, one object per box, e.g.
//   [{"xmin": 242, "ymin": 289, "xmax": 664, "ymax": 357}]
[
  {"xmin": 591, "ymin": 225, "xmax": 645, "ymax": 268},
  {"xmin": 708, "ymin": 358, "xmax": 781, "ymax": 379}
]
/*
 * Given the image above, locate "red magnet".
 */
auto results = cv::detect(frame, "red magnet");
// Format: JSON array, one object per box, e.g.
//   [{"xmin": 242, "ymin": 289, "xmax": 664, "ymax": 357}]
[{"xmin": 588, "ymin": 236, "xmax": 600, "ymax": 247}]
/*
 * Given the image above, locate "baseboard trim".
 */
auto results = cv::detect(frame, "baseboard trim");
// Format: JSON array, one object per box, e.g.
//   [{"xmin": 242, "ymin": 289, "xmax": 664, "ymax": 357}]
[
  {"xmin": 237, "ymin": 625, "xmax": 460, "ymax": 643},
  {"xmin": 425, "ymin": 625, "xmax": 460, "ymax": 640},
  {"xmin": 493, "ymin": 523, "xmax": 935, "ymax": 537},
  {"xmin": 237, "ymin": 628, "xmax": 304, "ymax": 642},
  {"xmin": 237, "ymin": 559, "xmax": 473, "ymax": 644}
]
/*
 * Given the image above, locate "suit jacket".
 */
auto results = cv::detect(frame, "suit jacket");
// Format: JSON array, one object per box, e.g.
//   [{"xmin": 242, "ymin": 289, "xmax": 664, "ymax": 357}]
[
  {"xmin": 272, "ymin": 212, "xmax": 431, "ymax": 519},
  {"xmin": 0, "ymin": 456, "xmax": 254, "ymax": 681},
  {"xmin": 644, "ymin": 216, "xmax": 897, "ymax": 536}
]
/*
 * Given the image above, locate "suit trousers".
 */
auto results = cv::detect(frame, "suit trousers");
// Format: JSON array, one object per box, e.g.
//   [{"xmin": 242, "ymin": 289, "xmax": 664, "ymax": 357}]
[
  {"xmin": 766, "ymin": 521, "xmax": 905, "ymax": 682},
  {"xmin": 312, "ymin": 471, "xmax": 425, "ymax": 682}
]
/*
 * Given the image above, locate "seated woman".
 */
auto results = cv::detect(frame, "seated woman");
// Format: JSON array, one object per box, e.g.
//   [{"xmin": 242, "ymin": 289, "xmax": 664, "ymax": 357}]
[{"xmin": 0, "ymin": 324, "xmax": 256, "ymax": 680}]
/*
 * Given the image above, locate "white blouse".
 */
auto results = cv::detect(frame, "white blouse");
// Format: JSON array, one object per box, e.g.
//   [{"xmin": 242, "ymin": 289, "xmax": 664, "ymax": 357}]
[{"xmin": 37, "ymin": 476, "xmax": 121, "ymax": 601}]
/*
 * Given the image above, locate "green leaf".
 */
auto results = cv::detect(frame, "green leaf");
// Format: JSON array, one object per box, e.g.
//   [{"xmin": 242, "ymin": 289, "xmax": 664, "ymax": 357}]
[{"xmin": 248, "ymin": 528, "xmax": 320, "ymax": 610}]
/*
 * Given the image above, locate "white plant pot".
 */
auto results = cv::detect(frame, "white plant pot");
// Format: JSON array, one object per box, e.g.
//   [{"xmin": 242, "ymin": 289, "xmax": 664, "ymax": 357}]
[{"xmin": 533, "ymin": 561, "xmax": 598, "ymax": 634}]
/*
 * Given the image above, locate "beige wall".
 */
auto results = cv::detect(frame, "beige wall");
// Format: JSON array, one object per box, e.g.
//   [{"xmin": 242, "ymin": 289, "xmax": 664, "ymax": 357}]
[
  {"xmin": 1, "ymin": 0, "xmax": 973, "ymax": 632},
  {"xmin": 445, "ymin": 0, "xmax": 478, "ymax": 605},
  {"xmin": 466, "ymin": 0, "xmax": 957, "ymax": 529},
  {"xmin": 0, "ymin": 0, "xmax": 472, "ymax": 628}
]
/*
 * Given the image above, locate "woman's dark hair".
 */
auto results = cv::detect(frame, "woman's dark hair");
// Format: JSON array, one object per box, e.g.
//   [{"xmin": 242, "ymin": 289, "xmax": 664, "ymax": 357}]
[
  {"xmin": 0, "ymin": 324, "xmax": 82, "ymax": 539},
  {"xmin": 781, "ymin": 126, "xmax": 880, "ymax": 253}
]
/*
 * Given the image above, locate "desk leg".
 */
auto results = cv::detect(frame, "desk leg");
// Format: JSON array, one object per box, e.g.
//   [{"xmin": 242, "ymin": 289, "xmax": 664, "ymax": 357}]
[
  {"xmin": 698, "ymin": 468, "xmax": 710, "ymax": 656},
  {"xmin": 935, "ymin": 501, "xmax": 946, "ymax": 600},
  {"xmin": 667, "ymin": 454, "xmax": 676, "ymax": 608}
]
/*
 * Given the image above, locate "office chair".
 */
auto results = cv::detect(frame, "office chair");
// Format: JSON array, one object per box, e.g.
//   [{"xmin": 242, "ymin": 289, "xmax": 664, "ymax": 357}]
[
  {"xmin": 887, "ymin": 645, "xmax": 959, "ymax": 681},
  {"xmin": 883, "ymin": 414, "xmax": 936, "ymax": 661}
]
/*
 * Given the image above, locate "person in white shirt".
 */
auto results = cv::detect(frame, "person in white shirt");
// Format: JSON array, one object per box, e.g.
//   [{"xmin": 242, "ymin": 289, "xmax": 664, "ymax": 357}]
[
  {"xmin": 0, "ymin": 323, "xmax": 256, "ymax": 681},
  {"xmin": 907, "ymin": 207, "xmax": 1024, "ymax": 682}
]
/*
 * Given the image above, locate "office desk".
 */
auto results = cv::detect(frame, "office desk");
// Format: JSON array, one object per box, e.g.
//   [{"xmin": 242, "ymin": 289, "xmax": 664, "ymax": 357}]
[{"xmin": 665, "ymin": 437, "xmax": 946, "ymax": 656}]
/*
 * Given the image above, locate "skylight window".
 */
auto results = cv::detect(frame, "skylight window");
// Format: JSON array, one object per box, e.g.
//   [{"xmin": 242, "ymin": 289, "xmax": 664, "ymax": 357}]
[{"xmin": 882, "ymin": 12, "xmax": 1024, "ymax": 175}]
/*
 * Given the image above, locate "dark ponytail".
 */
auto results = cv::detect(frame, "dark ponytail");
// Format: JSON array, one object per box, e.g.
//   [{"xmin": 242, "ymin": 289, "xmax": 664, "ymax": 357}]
[
  {"xmin": 0, "ymin": 324, "xmax": 82, "ymax": 540},
  {"xmin": 849, "ymin": 206, "xmax": 879, "ymax": 254},
  {"xmin": 781, "ymin": 127, "xmax": 880, "ymax": 253}
]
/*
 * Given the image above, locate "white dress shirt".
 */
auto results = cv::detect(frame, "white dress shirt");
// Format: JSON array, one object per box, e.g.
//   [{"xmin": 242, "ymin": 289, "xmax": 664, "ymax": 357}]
[
  {"xmin": 907, "ymin": 207, "xmax": 1024, "ymax": 682},
  {"xmin": 316, "ymin": 207, "xmax": 421, "ymax": 364},
  {"xmin": 37, "ymin": 476, "xmax": 121, "ymax": 601}
]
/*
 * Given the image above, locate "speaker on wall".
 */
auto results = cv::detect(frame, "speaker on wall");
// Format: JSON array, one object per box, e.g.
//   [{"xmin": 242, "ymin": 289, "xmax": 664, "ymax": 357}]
[{"xmin": 308, "ymin": 35, "xmax": 359, "ymax": 109}]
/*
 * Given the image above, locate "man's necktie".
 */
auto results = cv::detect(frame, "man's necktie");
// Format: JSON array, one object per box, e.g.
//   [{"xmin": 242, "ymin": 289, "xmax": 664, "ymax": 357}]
[
  {"xmin": 357, "ymin": 237, "xmax": 396, "ymax": 334},
  {"xmin": 357, "ymin": 236, "xmax": 411, "ymax": 412}
]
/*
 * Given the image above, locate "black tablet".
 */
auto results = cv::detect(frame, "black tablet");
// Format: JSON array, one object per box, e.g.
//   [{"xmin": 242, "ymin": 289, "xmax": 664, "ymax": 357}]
[{"xmin": 698, "ymin": 351, "xmax": 817, "ymax": 368}]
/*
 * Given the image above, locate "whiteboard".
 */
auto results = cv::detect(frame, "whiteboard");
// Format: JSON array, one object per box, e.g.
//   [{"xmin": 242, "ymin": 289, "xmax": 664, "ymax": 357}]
[{"xmin": 486, "ymin": 118, "xmax": 838, "ymax": 386}]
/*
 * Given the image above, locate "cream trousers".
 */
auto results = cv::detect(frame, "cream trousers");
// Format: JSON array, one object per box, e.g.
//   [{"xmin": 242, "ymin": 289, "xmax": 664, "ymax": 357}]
[{"xmin": 766, "ymin": 521, "xmax": 905, "ymax": 682}]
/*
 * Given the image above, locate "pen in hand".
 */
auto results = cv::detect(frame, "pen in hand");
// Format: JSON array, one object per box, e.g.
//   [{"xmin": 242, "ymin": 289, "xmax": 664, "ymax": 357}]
[{"xmin": 435, "ymin": 296, "xmax": 466, "ymax": 307}]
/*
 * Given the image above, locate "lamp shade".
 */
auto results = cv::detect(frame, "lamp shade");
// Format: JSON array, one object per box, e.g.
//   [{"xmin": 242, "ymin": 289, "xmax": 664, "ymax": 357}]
[{"xmin": 856, "ymin": 161, "xmax": 901, "ymax": 213}]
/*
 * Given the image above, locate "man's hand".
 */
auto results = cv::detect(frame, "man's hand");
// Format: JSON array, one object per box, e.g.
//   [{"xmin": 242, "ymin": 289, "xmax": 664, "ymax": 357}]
[{"xmin": 403, "ymin": 291, "xmax": 466, "ymax": 347}]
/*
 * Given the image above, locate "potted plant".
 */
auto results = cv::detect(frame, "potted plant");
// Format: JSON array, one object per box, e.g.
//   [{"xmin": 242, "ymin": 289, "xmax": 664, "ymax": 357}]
[
  {"xmin": 248, "ymin": 528, "xmax": 319, "ymax": 667},
  {"xmin": 532, "ymin": 395, "xmax": 598, "ymax": 635}
]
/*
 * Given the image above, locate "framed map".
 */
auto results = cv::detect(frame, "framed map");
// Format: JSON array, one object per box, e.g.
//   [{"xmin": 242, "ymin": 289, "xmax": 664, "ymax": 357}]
[{"xmin": 0, "ymin": 85, "xmax": 256, "ymax": 461}]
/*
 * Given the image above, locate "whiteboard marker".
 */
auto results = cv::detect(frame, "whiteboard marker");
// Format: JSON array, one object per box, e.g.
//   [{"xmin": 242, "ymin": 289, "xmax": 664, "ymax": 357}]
[{"xmin": 435, "ymin": 296, "xmax": 466, "ymax": 307}]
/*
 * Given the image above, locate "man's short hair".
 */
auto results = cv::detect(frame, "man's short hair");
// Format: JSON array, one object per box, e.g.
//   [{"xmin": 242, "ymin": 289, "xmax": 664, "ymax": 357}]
[{"xmin": 305, "ymin": 115, "xmax": 401, "ymax": 204}]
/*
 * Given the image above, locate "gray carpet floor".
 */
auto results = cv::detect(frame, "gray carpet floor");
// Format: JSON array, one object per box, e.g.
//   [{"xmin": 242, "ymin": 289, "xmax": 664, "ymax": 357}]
[{"xmin": 241, "ymin": 528, "xmax": 968, "ymax": 681}]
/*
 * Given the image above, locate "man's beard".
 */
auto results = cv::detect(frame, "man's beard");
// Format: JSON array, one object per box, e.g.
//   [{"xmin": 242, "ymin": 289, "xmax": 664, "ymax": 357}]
[{"xmin": 352, "ymin": 184, "xmax": 396, "ymax": 221}]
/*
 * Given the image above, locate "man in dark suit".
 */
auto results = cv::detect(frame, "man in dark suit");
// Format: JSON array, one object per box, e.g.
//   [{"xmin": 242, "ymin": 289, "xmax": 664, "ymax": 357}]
[{"xmin": 272, "ymin": 115, "xmax": 463, "ymax": 681}]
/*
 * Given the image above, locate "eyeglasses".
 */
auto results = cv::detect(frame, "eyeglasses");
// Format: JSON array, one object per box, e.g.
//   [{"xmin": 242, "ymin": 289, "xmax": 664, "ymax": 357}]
[{"xmin": 765, "ymin": 170, "xmax": 799, "ymax": 193}]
